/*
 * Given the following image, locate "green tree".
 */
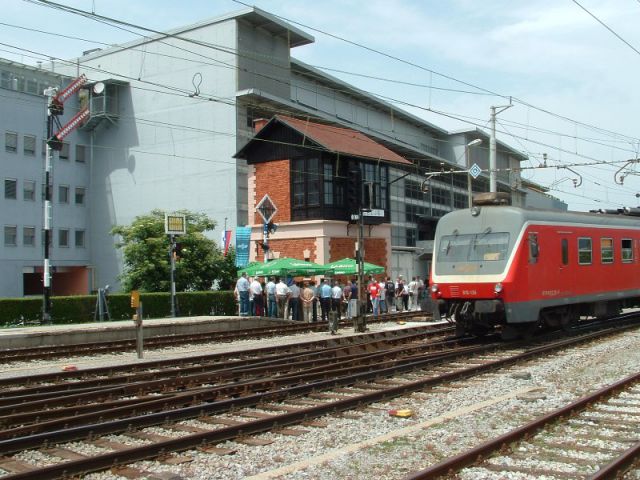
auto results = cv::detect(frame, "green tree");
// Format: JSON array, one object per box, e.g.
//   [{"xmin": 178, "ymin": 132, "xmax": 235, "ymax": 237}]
[{"xmin": 111, "ymin": 209, "xmax": 237, "ymax": 292}]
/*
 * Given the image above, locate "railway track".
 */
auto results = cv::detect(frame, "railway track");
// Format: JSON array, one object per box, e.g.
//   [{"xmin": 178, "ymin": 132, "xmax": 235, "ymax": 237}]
[
  {"xmin": 0, "ymin": 311, "xmax": 426, "ymax": 363},
  {"xmin": 406, "ymin": 370, "xmax": 640, "ymax": 479},
  {"xmin": 0, "ymin": 319, "xmax": 637, "ymax": 479}
]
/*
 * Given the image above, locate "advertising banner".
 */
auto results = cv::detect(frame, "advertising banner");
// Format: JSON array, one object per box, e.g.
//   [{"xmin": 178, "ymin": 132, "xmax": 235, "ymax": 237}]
[{"xmin": 235, "ymin": 226, "xmax": 252, "ymax": 267}]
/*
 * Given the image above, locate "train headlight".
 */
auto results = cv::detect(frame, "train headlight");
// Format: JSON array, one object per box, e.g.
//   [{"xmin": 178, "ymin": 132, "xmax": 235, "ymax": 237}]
[
  {"xmin": 494, "ymin": 283, "xmax": 503, "ymax": 295},
  {"xmin": 430, "ymin": 284, "xmax": 440, "ymax": 296}
]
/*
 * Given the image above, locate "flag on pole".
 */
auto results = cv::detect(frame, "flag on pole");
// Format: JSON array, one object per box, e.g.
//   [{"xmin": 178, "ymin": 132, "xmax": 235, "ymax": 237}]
[{"xmin": 222, "ymin": 230, "xmax": 231, "ymax": 256}]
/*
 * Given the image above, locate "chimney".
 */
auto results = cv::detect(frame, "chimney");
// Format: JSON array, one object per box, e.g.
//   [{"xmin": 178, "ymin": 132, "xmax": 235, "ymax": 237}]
[{"xmin": 253, "ymin": 118, "xmax": 269, "ymax": 133}]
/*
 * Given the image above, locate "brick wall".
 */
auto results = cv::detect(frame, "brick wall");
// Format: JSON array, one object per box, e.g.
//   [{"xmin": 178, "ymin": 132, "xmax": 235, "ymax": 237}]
[
  {"xmin": 255, "ymin": 237, "xmax": 317, "ymax": 263},
  {"xmin": 254, "ymin": 160, "xmax": 290, "ymax": 224},
  {"xmin": 329, "ymin": 237, "xmax": 388, "ymax": 269}
]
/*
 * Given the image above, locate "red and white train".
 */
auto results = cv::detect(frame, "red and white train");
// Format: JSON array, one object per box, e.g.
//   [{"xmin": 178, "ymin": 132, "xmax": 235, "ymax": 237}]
[{"xmin": 429, "ymin": 195, "xmax": 640, "ymax": 338}]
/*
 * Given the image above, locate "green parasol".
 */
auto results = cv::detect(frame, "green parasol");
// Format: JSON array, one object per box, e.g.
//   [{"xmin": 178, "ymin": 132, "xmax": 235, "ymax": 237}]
[
  {"xmin": 322, "ymin": 257, "xmax": 385, "ymax": 276},
  {"xmin": 239, "ymin": 257, "xmax": 330, "ymax": 277}
]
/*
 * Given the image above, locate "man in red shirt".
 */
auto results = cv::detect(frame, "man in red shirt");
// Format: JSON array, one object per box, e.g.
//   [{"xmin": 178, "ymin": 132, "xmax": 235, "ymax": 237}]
[{"xmin": 368, "ymin": 281, "xmax": 380, "ymax": 317}]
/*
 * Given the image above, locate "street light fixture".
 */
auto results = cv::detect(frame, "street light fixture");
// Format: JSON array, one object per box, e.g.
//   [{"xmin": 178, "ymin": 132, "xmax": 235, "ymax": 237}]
[{"xmin": 466, "ymin": 139, "xmax": 482, "ymax": 208}]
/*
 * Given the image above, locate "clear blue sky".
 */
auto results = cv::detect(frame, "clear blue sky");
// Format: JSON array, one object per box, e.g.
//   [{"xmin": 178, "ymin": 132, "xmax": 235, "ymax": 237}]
[{"xmin": 4, "ymin": 0, "xmax": 640, "ymax": 211}]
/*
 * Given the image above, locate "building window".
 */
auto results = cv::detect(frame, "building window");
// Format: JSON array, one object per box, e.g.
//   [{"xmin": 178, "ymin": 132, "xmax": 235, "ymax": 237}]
[
  {"xmin": 23, "ymin": 180, "xmax": 36, "ymax": 201},
  {"xmin": 75, "ymin": 187, "xmax": 86, "ymax": 205},
  {"xmin": 431, "ymin": 186, "xmax": 451, "ymax": 207},
  {"xmin": 578, "ymin": 237, "xmax": 592, "ymax": 265},
  {"xmin": 323, "ymin": 163, "xmax": 334, "ymax": 205},
  {"xmin": 600, "ymin": 238, "xmax": 614, "ymax": 264},
  {"xmin": 75, "ymin": 229, "xmax": 85, "ymax": 248},
  {"xmin": 59, "ymin": 185, "xmax": 69, "ymax": 203},
  {"xmin": 4, "ymin": 179, "xmax": 17, "ymax": 199},
  {"xmin": 453, "ymin": 192, "xmax": 467, "ymax": 209},
  {"xmin": 23, "ymin": 135, "xmax": 36, "ymax": 156},
  {"xmin": 4, "ymin": 225, "xmax": 17, "ymax": 246},
  {"xmin": 292, "ymin": 157, "xmax": 321, "ymax": 207},
  {"xmin": 76, "ymin": 144, "xmax": 86, "ymax": 163},
  {"xmin": 23, "ymin": 226, "xmax": 35, "ymax": 247},
  {"xmin": 621, "ymin": 238, "xmax": 633, "ymax": 263},
  {"xmin": 58, "ymin": 228, "xmax": 69, "ymax": 247},
  {"xmin": 5, "ymin": 132, "xmax": 17, "ymax": 153},
  {"xmin": 60, "ymin": 142, "xmax": 70, "ymax": 160}
]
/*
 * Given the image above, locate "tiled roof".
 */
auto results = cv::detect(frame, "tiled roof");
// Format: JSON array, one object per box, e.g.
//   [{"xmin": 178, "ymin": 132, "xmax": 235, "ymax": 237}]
[{"xmin": 276, "ymin": 115, "xmax": 411, "ymax": 166}]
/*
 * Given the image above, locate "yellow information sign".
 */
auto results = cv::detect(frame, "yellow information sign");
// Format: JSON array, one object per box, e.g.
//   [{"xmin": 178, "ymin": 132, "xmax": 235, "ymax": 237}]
[
  {"xmin": 164, "ymin": 214, "xmax": 186, "ymax": 235},
  {"xmin": 130, "ymin": 290, "xmax": 140, "ymax": 308}
]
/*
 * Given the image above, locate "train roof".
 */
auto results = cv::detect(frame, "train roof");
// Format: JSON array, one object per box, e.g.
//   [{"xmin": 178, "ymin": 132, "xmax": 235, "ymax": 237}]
[{"xmin": 438, "ymin": 205, "xmax": 640, "ymax": 231}]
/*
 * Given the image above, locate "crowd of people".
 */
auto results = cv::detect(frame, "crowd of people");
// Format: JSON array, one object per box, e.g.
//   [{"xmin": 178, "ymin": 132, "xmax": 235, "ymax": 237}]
[{"xmin": 234, "ymin": 272, "xmax": 428, "ymax": 322}]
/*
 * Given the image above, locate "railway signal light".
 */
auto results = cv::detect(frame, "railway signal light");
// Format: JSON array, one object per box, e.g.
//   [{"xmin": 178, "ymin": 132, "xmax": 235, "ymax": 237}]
[{"xmin": 347, "ymin": 168, "xmax": 362, "ymax": 212}]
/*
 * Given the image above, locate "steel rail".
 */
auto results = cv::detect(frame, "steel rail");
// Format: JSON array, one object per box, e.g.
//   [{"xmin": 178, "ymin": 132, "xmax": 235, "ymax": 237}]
[
  {"xmin": 589, "ymin": 441, "xmax": 640, "ymax": 479},
  {"xmin": 0, "ymin": 311, "xmax": 427, "ymax": 361},
  {"xmin": 0, "ymin": 339, "xmax": 479, "ymax": 438},
  {"xmin": 404, "ymin": 370, "xmax": 640, "ymax": 479},
  {"xmin": 2, "ymin": 325, "xmax": 634, "ymax": 480}
]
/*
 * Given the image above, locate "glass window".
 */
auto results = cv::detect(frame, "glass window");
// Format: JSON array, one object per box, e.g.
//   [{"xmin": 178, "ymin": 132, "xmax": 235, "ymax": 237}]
[
  {"xmin": 58, "ymin": 229, "xmax": 69, "ymax": 247},
  {"xmin": 4, "ymin": 179, "xmax": 17, "ymax": 199},
  {"xmin": 307, "ymin": 157, "xmax": 320, "ymax": 206},
  {"xmin": 578, "ymin": 237, "xmax": 592, "ymax": 265},
  {"xmin": 621, "ymin": 239, "xmax": 633, "ymax": 263},
  {"xmin": 59, "ymin": 185, "xmax": 69, "ymax": 203},
  {"xmin": 323, "ymin": 163, "xmax": 334, "ymax": 205},
  {"xmin": 4, "ymin": 225, "xmax": 17, "ymax": 246},
  {"xmin": 292, "ymin": 158, "xmax": 304, "ymax": 208},
  {"xmin": 26, "ymin": 79, "xmax": 38, "ymax": 94},
  {"xmin": 60, "ymin": 142, "xmax": 70, "ymax": 160},
  {"xmin": 431, "ymin": 186, "xmax": 451, "ymax": 207},
  {"xmin": 23, "ymin": 226, "xmax": 35, "ymax": 247},
  {"xmin": 600, "ymin": 238, "xmax": 613, "ymax": 264},
  {"xmin": 23, "ymin": 180, "xmax": 36, "ymax": 201},
  {"xmin": 439, "ymin": 232, "xmax": 510, "ymax": 262},
  {"xmin": 23, "ymin": 135, "xmax": 36, "ymax": 156},
  {"xmin": 75, "ymin": 187, "xmax": 86, "ymax": 205},
  {"xmin": 76, "ymin": 144, "xmax": 86, "ymax": 163},
  {"xmin": 5, "ymin": 132, "xmax": 17, "ymax": 152},
  {"xmin": 561, "ymin": 239, "xmax": 569, "ymax": 265},
  {"xmin": 75, "ymin": 229, "xmax": 85, "ymax": 247}
]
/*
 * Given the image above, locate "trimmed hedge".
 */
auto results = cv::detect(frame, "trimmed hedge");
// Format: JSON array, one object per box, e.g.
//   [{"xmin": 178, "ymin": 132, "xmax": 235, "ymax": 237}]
[{"xmin": 0, "ymin": 291, "xmax": 236, "ymax": 327}]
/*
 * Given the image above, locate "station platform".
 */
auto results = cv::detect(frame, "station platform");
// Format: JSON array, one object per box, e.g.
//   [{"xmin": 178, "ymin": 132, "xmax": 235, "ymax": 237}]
[{"xmin": 0, "ymin": 316, "xmax": 291, "ymax": 349}]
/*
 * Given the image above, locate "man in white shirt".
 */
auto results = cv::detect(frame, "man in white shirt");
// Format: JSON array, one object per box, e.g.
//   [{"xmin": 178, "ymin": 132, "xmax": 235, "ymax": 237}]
[
  {"xmin": 331, "ymin": 280, "xmax": 343, "ymax": 320},
  {"xmin": 265, "ymin": 277, "xmax": 277, "ymax": 317},
  {"xmin": 275, "ymin": 278, "xmax": 290, "ymax": 319},
  {"xmin": 408, "ymin": 277, "xmax": 418, "ymax": 311},
  {"xmin": 249, "ymin": 277, "xmax": 263, "ymax": 316},
  {"xmin": 235, "ymin": 273, "xmax": 250, "ymax": 316}
]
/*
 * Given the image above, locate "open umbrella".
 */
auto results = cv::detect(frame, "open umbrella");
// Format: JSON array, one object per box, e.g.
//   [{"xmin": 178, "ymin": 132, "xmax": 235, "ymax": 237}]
[
  {"xmin": 240, "ymin": 258, "xmax": 330, "ymax": 277},
  {"xmin": 323, "ymin": 257, "xmax": 385, "ymax": 276}
]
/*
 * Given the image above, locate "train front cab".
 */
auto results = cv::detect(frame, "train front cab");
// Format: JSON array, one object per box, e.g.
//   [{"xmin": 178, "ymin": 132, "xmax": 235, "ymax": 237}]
[{"xmin": 429, "ymin": 204, "xmax": 523, "ymax": 338}]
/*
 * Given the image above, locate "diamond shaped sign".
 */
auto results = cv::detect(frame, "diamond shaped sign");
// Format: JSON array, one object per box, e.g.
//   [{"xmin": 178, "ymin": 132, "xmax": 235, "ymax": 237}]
[
  {"xmin": 469, "ymin": 163, "xmax": 482, "ymax": 179},
  {"xmin": 256, "ymin": 194, "xmax": 277, "ymax": 223}
]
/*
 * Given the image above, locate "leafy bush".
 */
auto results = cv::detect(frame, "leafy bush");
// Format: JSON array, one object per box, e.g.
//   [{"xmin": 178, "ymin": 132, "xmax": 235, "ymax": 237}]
[{"xmin": 0, "ymin": 291, "xmax": 236, "ymax": 327}]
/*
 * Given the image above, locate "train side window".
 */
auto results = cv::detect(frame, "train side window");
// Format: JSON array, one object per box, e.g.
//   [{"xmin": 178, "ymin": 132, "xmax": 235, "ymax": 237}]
[
  {"xmin": 621, "ymin": 238, "xmax": 633, "ymax": 263},
  {"xmin": 561, "ymin": 239, "xmax": 568, "ymax": 265},
  {"xmin": 528, "ymin": 233, "xmax": 539, "ymax": 263},
  {"xmin": 600, "ymin": 238, "xmax": 613, "ymax": 264},
  {"xmin": 578, "ymin": 237, "xmax": 592, "ymax": 265}
]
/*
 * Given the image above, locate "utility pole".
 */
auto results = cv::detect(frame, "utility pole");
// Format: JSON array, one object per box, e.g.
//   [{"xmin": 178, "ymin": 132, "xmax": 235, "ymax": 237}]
[
  {"xmin": 169, "ymin": 234, "xmax": 176, "ymax": 317},
  {"xmin": 42, "ymin": 74, "xmax": 88, "ymax": 324},
  {"xmin": 489, "ymin": 102, "xmax": 512, "ymax": 193}
]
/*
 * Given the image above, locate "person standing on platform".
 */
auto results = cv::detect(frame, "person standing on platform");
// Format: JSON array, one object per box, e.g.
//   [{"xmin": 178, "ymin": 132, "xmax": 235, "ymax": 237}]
[
  {"xmin": 301, "ymin": 280, "xmax": 315, "ymax": 323},
  {"xmin": 310, "ymin": 280, "xmax": 319, "ymax": 322},
  {"xmin": 331, "ymin": 280, "xmax": 343, "ymax": 320},
  {"xmin": 289, "ymin": 280, "xmax": 301, "ymax": 320},
  {"xmin": 368, "ymin": 280, "xmax": 380, "ymax": 317},
  {"xmin": 408, "ymin": 277, "xmax": 418, "ymax": 311},
  {"xmin": 349, "ymin": 278, "xmax": 359, "ymax": 318},
  {"xmin": 343, "ymin": 282, "xmax": 353, "ymax": 319},
  {"xmin": 249, "ymin": 277, "xmax": 263, "ymax": 316},
  {"xmin": 320, "ymin": 278, "xmax": 332, "ymax": 322},
  {"xmin": 275, "ymin": 277, "xmax": 290, "ymax": 319},
  {"xmin": 235, "ymin": 272, "xmax": 250, "ymax": 316},
  {"xmin": 378, "ymin": 278, "xmax": 387, "ymax": 314},
  {"xmin": 266, "ymin": 277, "xmax": 277, "ymax": 317},
  {"xmin": 385, "ymin": 276, "xmax": 395, "ymax": 312},
  {"xmin": 395, "ymin": 276, "xmax": 406, "ymax": 312}
]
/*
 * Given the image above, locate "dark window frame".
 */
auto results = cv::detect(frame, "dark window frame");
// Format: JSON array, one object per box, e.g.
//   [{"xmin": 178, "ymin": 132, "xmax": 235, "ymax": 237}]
[{"xmin": 621, "ymin": 238, "xmax": 633, "ymax": 263}]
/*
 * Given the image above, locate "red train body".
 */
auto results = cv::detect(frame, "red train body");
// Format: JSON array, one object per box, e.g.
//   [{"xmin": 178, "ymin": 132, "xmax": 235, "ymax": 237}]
[{"xmin": 430, "ymin": 203, "xmax": 640, "ymax": 337}]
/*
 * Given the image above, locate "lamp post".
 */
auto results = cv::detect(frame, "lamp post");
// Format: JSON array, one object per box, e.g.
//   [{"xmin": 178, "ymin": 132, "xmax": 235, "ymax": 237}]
[{"xmin": 465, "ymin": 138, "xmax": 483, "ymax": 208}]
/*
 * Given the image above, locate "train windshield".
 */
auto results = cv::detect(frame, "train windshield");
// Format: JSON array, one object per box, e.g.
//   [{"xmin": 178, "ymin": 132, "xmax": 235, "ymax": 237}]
[{"xmin": 439, "ymin": 232, "xmax": 510, "ymax": 262}]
